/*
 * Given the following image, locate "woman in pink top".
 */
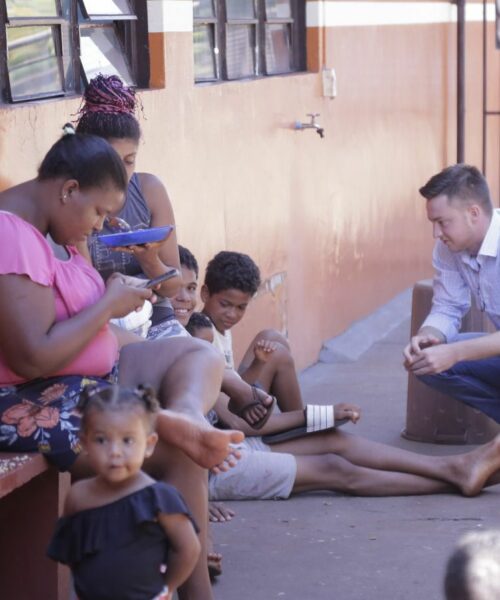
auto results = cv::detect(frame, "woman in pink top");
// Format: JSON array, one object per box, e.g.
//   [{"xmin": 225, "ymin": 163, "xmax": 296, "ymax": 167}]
[{"xmin": 0, "ymin": 131, "xmax": 243, "ymax": 600}]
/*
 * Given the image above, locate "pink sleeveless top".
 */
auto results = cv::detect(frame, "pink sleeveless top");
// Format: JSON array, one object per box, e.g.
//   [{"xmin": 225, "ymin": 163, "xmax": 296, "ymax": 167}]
[{"xmin": 0, "ymin": 212, "xmax": 119, "ymax": 385}]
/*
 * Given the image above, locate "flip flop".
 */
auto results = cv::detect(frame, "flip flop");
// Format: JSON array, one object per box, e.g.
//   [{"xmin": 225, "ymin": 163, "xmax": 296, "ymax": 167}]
[
  {"xmin": 262, "ymin": 404, "xmax": 348, "ymax": 444},
  {"xmin": 227, "ymin": 385, "xmax": 276, "ymax": 430}
]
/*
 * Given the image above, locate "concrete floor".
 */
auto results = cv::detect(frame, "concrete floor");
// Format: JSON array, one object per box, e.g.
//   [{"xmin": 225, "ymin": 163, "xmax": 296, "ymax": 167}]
[{"xmin": 210, "ymin": 318, "xmax": 500, "ymax": 600}]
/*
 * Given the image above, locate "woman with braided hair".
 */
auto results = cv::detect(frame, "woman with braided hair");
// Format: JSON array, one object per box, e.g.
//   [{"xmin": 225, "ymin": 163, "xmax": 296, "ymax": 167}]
[
  {"xmin": 76, "ymin": 76, "xmax": 276, "ymax": 424},
  {"xmin": 76, "ymin": 74, "xmax": 185, "ymax": 339}
]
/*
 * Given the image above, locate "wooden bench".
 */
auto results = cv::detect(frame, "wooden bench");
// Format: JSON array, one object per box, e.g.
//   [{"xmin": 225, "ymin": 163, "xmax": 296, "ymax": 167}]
[{"xmin": 0, "ymin": 452, "xmax": 71, "ymax": 599}]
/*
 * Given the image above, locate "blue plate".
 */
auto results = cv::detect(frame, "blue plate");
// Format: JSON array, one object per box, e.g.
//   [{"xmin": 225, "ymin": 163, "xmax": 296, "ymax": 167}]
[{"xmin": 98, "ymin": 226, "xmax": 174, "ymax": 247}]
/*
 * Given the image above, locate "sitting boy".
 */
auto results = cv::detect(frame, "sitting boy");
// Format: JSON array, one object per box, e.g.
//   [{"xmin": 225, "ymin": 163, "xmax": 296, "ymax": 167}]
[
  {"xmin": 201, "ymin": 251, "xmax": 304, "ymax": 413},
  {"xmin": 174, "ymin": 246, "xmax": 274, "ymax": 429}
]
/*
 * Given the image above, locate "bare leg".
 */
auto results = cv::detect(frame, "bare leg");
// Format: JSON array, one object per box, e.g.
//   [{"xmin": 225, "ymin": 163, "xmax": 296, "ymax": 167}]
[
  {"xmin": 238, "ymin": 329, "xmax": 303, "ymax": 412},
  {"xmin": 274, "ymin": 430, "xmax": 500, "ymax": 496},
  {"xmin": 119, "ymin": 336, "xmax": 244, "ymax": 466},
  {"xmin": 293, "ymin": 454, "xmax": 453, "ymax": 495},
  {"xmin": 119, "ymin": 336, "xmax": 223, "ymax": 414}
]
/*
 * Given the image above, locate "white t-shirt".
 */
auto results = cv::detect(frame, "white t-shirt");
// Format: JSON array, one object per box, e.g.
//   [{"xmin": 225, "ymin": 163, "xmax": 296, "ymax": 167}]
[{"xmin": 212, "ymin": 327, "xmax": 235, "ymax": 369}]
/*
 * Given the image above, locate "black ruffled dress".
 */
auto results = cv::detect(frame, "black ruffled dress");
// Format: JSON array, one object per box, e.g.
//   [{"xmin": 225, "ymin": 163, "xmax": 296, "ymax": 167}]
[{"xmin": 48, "ymin": 482, "xmax": 197, "ymax": 600}]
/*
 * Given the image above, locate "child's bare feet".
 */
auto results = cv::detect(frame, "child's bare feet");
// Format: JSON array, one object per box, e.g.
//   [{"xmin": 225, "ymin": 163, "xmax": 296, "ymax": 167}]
[
  {"xmin": 157, "ymin": 409, "xmax": 244, "ymax": 469},
  {"xmin": 447, "ymin": 435, "xmax": 500, "ymax": 497}
]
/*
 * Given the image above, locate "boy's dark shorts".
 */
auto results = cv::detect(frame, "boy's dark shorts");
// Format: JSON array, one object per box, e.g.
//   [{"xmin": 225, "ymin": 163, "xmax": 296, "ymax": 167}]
[{"xmin": 0, "ymin": 371, "xmax": 117, "ymax": 471}]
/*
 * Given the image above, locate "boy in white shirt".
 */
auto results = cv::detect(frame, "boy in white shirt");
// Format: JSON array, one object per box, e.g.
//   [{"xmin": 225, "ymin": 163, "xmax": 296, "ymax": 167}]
[{"xmin": 201, "ymin": 250, "xmax": 304, "ymax": 414}]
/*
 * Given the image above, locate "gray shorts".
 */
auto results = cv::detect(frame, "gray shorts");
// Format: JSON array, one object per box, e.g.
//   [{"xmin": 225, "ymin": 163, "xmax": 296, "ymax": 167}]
[{"xmin": 208, "ymin": 437, "xmax": 297, "ymax": 501}]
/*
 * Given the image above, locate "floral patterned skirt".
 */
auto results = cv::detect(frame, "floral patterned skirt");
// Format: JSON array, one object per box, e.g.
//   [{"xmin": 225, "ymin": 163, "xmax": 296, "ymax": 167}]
[{"xmin": 0, "ymin": 372, "xmax": 116, "ymax": 471}]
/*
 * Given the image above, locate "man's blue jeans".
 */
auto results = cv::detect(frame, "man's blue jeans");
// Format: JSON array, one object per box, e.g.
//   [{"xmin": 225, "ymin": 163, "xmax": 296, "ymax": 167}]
[{"xmin": 417, "ymin": 334, "xmax": 500, "ymax": 423}]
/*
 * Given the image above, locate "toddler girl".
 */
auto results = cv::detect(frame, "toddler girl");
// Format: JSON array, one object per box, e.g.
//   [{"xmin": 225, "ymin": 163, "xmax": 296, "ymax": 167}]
[{"xmin": 48, "ymin": 384, "xmax": 200, "ymax": 600}]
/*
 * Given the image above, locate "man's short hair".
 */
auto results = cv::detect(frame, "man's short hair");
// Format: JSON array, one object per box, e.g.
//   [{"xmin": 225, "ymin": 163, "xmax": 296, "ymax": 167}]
[
  {"xmin": 179, "ymin": 245, "xmax": 199, "ymax": 277},
  {"xmin": 419, "ymin": 164, "xmax": 492, "ymax": 215},
  {"xmin": 444, "ymin": 530, "xmax": 500, "ymax": 600},
  {"xmin": 204, "ymin": 251, "xmax": 261, "ymax": 295}
]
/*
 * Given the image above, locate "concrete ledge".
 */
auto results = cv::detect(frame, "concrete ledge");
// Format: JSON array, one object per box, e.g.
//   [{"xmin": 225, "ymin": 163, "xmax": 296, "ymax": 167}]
[{"xmin": 319, "ymin": 288, "xmax": 412, "ymax": 363}]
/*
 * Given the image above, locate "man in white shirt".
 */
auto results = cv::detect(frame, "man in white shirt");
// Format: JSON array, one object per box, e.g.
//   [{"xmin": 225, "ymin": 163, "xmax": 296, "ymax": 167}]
[{"xmin": 404, "ymin": 164, "xmax": 500, "ymax": 423}]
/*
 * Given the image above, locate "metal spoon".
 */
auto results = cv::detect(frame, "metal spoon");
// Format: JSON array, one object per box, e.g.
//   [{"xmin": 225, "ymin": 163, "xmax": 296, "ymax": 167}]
[{"xmin": 105, "ymin": 216, "xmax": 133, "ymax": 233}]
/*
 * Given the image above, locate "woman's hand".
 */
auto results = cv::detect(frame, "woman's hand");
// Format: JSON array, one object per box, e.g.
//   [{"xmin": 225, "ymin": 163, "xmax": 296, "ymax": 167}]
[
  {"xmin": 114, "ymin": 274, "xmax": 148, "ymax": 288},
  {"xmin": 104, "ymin": 274, "xmax": 153, "ymax": 319},
  {"xmin": 112, "ymin": 240, "xmax": 164, "ymax": 258}
]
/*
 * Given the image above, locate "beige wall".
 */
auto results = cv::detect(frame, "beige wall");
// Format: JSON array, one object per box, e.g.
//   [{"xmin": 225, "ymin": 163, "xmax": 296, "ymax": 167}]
[{"xmin": 0, "ymin": 2, "xmax": 498, "ymax": 369}]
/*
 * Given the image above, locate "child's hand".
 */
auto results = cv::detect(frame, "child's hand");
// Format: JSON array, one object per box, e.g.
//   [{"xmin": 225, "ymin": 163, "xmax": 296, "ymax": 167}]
[
  {"xmin": 334, "ymin": 403, "xmax": 361, "ymax": 424},
  {"xmin": 254, "ymin": 340, "xmax": 278, "ymax": 363}
]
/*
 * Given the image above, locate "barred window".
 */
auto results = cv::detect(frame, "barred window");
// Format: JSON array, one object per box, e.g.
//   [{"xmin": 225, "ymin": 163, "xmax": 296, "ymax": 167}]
[
  {"xmin": 194, "ymin": 0, "xmax": 305, "ymax": 83},
  {"xmin": 0, "ymin": 0, "xmax": 149, "ymax": 103}
]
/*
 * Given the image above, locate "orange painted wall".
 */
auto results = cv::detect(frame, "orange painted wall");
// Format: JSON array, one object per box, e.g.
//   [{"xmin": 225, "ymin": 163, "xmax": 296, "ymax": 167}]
[{"xmin": 0, "ymin": 8, "xmax": 498, "ymax": 369}]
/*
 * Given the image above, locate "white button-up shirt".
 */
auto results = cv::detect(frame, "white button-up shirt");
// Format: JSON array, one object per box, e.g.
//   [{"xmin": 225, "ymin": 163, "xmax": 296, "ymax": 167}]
[{"xmin": 422, "ymin": 209, "xmax": 500, "ymax": 341}]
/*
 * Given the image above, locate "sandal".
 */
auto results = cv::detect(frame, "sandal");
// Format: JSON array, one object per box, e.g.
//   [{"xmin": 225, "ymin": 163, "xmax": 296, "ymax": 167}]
[
  {"xmin": 262, "ymin": 404, "xmax": 348, "ymax": 444},
  {"xmin": 227, "ymin": 385, "xmax": 276, "ymax": 430}
]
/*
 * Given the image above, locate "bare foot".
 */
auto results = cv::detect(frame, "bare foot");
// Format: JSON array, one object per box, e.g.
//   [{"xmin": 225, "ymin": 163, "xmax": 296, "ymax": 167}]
[
  {"xmin": 208, "ymin": 552, "xmax": 222, "ymax": 579},
  {"xmin": 207, "ymin": 521, "xmax": 223, "ymax": 579},
  {"xmin": 334, "ymin": 403, "xmax": 361, "ymax": 425},
  {"xmin": 210, "ymin": 446, "xmax": 242, "ymax": 475},
  {"xmin": 485, "ymin": 469, "xmax": 500, "ymax": 487},
  {"xmin": 449, "ymin": 435, "xmax": 500, "ymax": 497},
  {"xmin": 209, "ymin": 502, "xmax": 235, "ymax": 523},
  {"xmin": 156, "ymin": 409, "xmax": 245, "ymax": 469}
]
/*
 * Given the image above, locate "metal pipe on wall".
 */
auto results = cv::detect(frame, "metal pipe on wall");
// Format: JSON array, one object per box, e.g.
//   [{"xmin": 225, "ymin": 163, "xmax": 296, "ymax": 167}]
[
  {"xmin": 482, "ymin": 0, "xmax": 487, "ymax": 173},
  {"xmin": 457, "ymin": 0, "xmax": 466, "ymax": 163}
]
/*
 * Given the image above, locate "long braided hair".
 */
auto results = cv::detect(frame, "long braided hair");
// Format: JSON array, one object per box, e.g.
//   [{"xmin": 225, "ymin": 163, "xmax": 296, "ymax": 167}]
[{"xmin": 76, "ymin": 74, "xmax": 141, "ymax": 142}]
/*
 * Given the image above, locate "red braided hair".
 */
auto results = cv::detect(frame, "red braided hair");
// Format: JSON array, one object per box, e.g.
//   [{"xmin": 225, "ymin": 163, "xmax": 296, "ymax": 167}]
[{"xmin": 76, "ymin": 74, "xmax": 141, "ymax": 141}]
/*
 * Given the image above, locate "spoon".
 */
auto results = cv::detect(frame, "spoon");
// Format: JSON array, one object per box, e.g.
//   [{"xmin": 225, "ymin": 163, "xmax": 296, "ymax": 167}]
[{"xmin": 105, "ymin": 216, "xmax": 133, "ymax": 233}]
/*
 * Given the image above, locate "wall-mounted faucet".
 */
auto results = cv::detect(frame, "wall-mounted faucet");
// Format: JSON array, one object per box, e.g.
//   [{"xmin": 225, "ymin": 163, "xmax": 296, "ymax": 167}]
[{"xmin": 294, "ymin": 113, "xmax": 324, "ymax": 138}]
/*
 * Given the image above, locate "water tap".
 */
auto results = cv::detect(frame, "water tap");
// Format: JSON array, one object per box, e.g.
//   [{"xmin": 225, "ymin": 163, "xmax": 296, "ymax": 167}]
[{"xmin": 294, "ymin": 113, "xmax": 324, "ymax": 138}]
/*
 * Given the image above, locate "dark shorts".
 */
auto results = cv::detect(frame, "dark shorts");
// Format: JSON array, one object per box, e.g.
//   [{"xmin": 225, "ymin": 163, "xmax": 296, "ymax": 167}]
[{"xmin": 0, "ymin": 370, "xmax": 117, "ymax": 471}]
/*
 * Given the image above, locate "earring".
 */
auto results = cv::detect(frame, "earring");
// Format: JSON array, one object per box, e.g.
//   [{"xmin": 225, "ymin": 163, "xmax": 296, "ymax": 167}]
[{"xmin": 61, "ymin": 194, "xmax": 68, "ymax": 202}]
